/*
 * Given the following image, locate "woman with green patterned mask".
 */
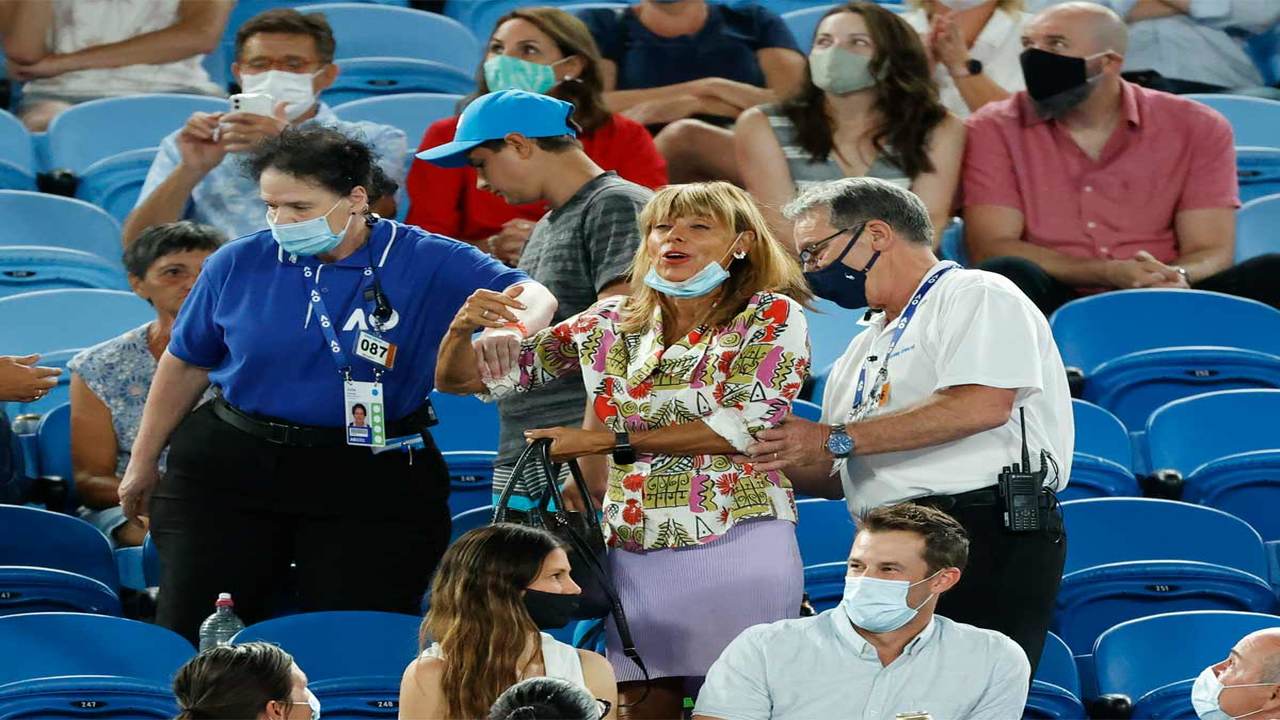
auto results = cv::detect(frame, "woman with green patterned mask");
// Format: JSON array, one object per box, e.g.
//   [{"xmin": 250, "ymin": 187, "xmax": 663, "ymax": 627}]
[{"xmin": 483, "ymin": 15, "xmax": 586, "ymax": 94}]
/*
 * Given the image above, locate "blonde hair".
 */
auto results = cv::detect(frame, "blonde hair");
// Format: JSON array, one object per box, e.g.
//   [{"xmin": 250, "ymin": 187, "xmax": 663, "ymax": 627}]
[
  {"xmin": 620, "ymin": 182, "xmax": 812, "ymax": 334},
  {"xmin": 909, "ymin": 0, "xmax": 1024, "ymax": 11}
]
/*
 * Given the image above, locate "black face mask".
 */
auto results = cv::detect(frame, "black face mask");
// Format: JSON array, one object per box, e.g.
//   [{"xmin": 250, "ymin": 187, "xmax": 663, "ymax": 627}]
[
  {"xmin": 523, "ymin": 589, "xmax": 581, "ymax": 630},
  {"xmin": 803, "ymin": 224, "xmax": 880, "ymax": 310},
  {"xmin": 1020, "ymin": 48, "xmax": 1102, "ymax": 118}
]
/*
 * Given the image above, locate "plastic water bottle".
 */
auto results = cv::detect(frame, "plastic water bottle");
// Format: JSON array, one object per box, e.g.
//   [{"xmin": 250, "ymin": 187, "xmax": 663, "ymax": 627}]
[{"xmin": 197, "ymin": 593, "xmax": 245, "ymax": 652}]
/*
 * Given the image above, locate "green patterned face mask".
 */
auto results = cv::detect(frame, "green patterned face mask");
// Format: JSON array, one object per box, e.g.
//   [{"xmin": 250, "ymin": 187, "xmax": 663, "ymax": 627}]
[{"xmin": 484, "ymin": 54, "xmax": 570, "ymax": 94}]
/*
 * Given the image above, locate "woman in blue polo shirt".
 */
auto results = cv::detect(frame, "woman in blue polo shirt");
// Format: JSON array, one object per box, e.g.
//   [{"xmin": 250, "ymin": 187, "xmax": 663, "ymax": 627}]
[{"xmin": 117, "ymin": 126, "xmax": 555, "ymax": 643}]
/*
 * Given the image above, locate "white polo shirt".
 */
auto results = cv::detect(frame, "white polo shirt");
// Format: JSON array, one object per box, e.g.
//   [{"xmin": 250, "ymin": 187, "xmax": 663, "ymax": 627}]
[
  {"xmin": 695, "ymin": 610, "xmax": 1031, "ymax": 720},
  {"xmin": 902, "ymin": 8, "xmax": 1030, "ymax": 119},
  {"xmin": 821, "ymin": 263, "xmax": 1073, "ymax": 516}
]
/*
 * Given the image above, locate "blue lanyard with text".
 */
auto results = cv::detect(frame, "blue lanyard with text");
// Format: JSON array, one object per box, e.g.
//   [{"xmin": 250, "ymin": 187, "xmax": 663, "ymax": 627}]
[
  {"xmin": 850, "ymin": 262, "xmax": 959, "ymax": 412},
  {"xmin": 305, "ymin": 266, "xmax": 380, "ymax": 380}
]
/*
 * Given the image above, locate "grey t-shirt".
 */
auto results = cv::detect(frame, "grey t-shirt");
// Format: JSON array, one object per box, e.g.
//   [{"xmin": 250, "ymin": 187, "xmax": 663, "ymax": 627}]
[{"xmin": 495, "ymin": 171, "xmax": 652, "ymax": 467}]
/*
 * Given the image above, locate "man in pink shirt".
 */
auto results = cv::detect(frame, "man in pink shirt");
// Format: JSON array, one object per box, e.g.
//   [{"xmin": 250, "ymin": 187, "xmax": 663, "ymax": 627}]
[{"xmin": 962, "ymin": 1, "xmax": 1279, "ymax": 315}]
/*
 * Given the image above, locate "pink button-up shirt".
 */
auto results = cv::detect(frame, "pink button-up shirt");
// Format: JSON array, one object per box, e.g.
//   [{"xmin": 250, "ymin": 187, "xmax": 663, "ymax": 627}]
[{"xmin": 962, "ymin": 80, "xmax": 1239, "ymax": 264}]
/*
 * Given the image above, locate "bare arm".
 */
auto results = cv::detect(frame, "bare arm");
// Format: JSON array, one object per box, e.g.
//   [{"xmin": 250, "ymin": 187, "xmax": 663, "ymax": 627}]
[
  {"xmin": 397, "ymin": 658, "xmax": 446, "ymax": 720},
  {"xmin": 579, "ymin": 651, "xmax": 619, "ymax": 720},
  {"xmin": 1172, "ymin": 207, "xmax": 1234, "ymax": 282},
  {"xmin": 1127, "ymin": 0, "xmax": 1187, "ymax": 21},
  {"xmin": 950, "ymin": 71, "xmax": 1013, "ymax": 115},
  {"xmin": 0, "ymin": 0, "xmax": 53, "ymax": 64},
  {"xmin": 574, "ymin": 281, "xmax": 632, "ymax": 500},
  {"xmin": 847, "ymin": 385, "xmax": 1015, "ymax": 455},
  {"xmin": 910, "ymin": 115, "xmax": 966, "ymax": 247},
  {"xmin": 756, "ymin": 47, "xmax": 808, "ymax": 103},
  {"xmin": 527, "ymin": 418, "xmax": 739, "ymax": 462},
  {"xmin": 964, "ymin": 204, "xmax": 1118, "ymax": 286},
  {"xmin": 70, "ymin": 374, "xmax": 124, "ymax": 509},
  {"xmin": 123, "ymin": 165, "xmax": 208, "ymax": 245},
  {"xmin": 435, "ymin": 282, "xmax": 558, "ymax": 395},
  {"xmin": 734, "ymin": 106, "xmax": 798, "ymax": 248},
  {"xmin": 38, "ymin": 0, "xmax": 231, "ymax": 74}
]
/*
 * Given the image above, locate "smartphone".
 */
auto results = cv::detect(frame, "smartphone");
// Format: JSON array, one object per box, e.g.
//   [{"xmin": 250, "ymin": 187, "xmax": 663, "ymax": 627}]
[{"xmin": 229, "ymin": 92, "xmax": 275, "ymax": 117}]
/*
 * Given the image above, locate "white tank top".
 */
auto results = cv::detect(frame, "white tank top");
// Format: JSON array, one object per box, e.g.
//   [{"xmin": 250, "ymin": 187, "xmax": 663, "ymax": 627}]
[{"xmin": 422, "ymin": 632, "xmax": 588, "ymax": 689}]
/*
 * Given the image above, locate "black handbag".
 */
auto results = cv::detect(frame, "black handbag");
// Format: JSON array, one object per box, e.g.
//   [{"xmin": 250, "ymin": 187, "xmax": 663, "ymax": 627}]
[{"xmin": 493, "ymin": 439, "xmax": 648, "ymax": 677}]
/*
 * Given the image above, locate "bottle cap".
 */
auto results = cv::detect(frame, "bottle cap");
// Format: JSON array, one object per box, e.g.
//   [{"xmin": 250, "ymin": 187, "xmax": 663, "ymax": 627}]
[{"xmin": 216, "ymin": 593, "xmax": 234, "ymax": 607}]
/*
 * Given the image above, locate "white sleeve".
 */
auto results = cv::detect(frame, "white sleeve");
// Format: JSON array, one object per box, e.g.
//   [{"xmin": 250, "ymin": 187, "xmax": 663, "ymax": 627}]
[
  {"xmin": 693, "ymin": 628, "xmax": 773, "ymax": 720},
  {"xmin": 932, "ymin": 284, "xmax": 1045, "ymax": 403}
]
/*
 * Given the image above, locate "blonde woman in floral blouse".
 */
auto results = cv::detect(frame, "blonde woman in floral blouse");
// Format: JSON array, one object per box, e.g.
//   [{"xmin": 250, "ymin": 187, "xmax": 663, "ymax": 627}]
[{"xmin": 436, "ymin": 181, "xmax": 812, "ymax": 718}]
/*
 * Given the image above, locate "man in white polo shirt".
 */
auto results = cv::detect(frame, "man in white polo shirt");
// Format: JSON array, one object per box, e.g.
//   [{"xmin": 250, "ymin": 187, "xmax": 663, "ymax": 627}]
[
  {"xmin": 745, "ymin": 176, "xmax": 1072, "ymax": 673},
  {"xmin": 694, "ymin": 503, "xmax": 1030, "ymax": 720}
]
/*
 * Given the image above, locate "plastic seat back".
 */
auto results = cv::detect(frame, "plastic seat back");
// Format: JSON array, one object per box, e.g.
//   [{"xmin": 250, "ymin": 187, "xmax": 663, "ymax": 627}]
[
  {"xmin": 1094, "ymin": 611, "xmax": 1280, "ymax": 719},
  {"xmin": 0, "ymin": 675, "xmax": 178, "ymax": 719},
  {"xmin": 325, "ymin": 62, "xmax": 471, "ymax": 106},
  {"xmin": 801, "ymin": 561, "xmax": 846, "ymax": 614},
  {"xmin": 450, "ymin": 505, "xmax": 492, "ymax": 544},
  {"xmin": 1236, "ymin": 148, "xmax": 1280, "ymax": 204},
  {"xmin": 1050, "ymin": 289, "xmax": 1280, "ymax": 429},
  {"xmin": 0, "ymin": 505, "xmax": 118, "ymax": 589},
  {"xmin": 0, "ymin": 191, "xmax": 123, "ymax": 267},
  {"xmin": 1184, "ymin": 95, "xmax": 1280, "ymax": 148},
  {"xmin": 1236, "ymin": 191, "xmax": 1280, "ymax": 263},
  {"xmin": 794, "ymin": 498, "xmax": 856, "ymax": 567},
  {"xmin": 790, "ymin": 398, "xmax": 822, "ymax": 422},
  {"xmin": 46, "ymin": 94, "xmax": 226, "ymax": 173},
  {"xmin": 804, "ymin": 297, "xmax": 867, "ymax": 375},
  {"xmin": 1147, "ymin": 390, "xmax": 1280, "ymax": 540},
  {"xmin": 1026, "ymin": 632, "xmax": 1085, "ymax": 719},
  {"xmin": 297, "ymin": 4, "xmax": 480, "ymax": 71},
  {"xmin": 0, "ymin": 289, "xmax": 152, "ymax": 356},
  {"xmin": 333, "ymin": 93, "xmax": 465, "ymax": 145},
  {"xmin": 429, "ymin": 391, "xmax": 498, "ymax": 453},
  {"xmin": 0, "ymin": 109, "xmax": 36, "ymax": 191},
  {"xmin": 0, "ymin": 247, "xmax": 127, "ymax": 299},
  {"xmin": 1065, "ymin": 400, "xmax": 1139, "ymax": 500},
  {"xmin": 74, "ymin": 147, "xmax": 158, "ymax": 223},
  {"xmin": 782, "ymin": 5, "xmax": 837, "ymax": 49},
  {"xmin": 0, "ymin": 613, "xmax": 193, "ymax": 685},
  {"xmin": 35, "ymin": 402, "xmax": 72, "ymax": 487}
]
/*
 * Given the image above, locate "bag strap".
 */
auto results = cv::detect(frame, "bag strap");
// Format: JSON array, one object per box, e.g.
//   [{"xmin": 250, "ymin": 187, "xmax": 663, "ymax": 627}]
[{"xmin": 493, "ymin": 440, "xmax": 558, "ymax": 523}]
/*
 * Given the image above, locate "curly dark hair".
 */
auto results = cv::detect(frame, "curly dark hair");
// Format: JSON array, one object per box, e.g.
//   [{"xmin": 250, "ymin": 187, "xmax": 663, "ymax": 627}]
[
  {"xmin": 243, "ymin": 126, "xmax": 397, "ymax": 202},
  {"xmin": 784, "ymin": 1, "xmax": 947, "ymax": 179}
]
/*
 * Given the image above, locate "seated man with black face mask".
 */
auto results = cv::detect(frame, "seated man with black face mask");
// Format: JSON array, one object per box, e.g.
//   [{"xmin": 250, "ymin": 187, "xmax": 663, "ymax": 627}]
[
  {"xmin": 962, "ymin": 1, "xmax": 1280, "ymax": 315},
  {"xmin": 695, "ymin": 503, "xmax": 1029, "ymax": 720}
]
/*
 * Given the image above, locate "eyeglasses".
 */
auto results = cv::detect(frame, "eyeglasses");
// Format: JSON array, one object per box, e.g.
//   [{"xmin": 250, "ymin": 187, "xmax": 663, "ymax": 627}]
[{"xmin": 799, "ymin": 223, "xmax": 865, "ymax": 272}]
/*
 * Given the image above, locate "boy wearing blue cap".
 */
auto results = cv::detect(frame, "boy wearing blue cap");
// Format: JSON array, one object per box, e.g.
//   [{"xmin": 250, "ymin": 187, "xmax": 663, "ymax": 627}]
[{"xmin": 419, "ymin": 90, "xmax": 652, "ymax": 510}]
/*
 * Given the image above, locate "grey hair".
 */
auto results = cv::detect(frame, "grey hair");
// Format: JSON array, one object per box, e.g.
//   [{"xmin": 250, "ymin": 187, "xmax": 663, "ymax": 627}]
[
  {"xmin": 123, "ymin": 221, "xmax": 225, "ymax": 278},
  {"xmin": 782, "ymin": 177, "xmax": 933, "ymax": 246}
]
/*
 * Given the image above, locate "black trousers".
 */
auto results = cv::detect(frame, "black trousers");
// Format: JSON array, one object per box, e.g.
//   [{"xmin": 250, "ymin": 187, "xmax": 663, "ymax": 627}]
[
  {"xmin": 980, "ymin": 254, "xmax": 1280, "ymax": 316},
  {"xmin": 151, "ymin": 403, "xmax": 452, "ymax": 644},
  {"xmin": 916, "ymin": 494, "xmax": 1067, "ymax": 676}
]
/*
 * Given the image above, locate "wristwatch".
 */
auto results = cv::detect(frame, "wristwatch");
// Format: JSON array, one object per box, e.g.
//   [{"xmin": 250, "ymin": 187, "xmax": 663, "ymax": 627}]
[
  {"xmin": 613, "ymin": 431, "xmax": 636, "ymax": 465},
  {"xmin": 826, "ymin": 424, "xmax": 854, "ymax": 459},
  {"xmin": 951, "ymin": 58, "xmax": 984, "ymax": 78}
]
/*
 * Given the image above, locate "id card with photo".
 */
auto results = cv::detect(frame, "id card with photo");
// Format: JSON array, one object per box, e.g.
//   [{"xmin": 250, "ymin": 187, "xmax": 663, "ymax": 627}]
[{"xmin": 344, "ymin": 380, "xmax": 386, "ymax": 447}]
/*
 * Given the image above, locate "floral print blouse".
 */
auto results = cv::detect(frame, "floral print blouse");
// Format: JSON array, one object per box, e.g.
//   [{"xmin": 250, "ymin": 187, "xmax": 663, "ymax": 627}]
[{"xmin": 486, "ymin": 292, "xmax": 810, "ymax": 551}]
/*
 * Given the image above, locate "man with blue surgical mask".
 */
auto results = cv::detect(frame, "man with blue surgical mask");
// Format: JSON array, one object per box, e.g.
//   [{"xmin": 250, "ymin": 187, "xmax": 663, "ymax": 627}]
[
  {"xmin": 1192, "ymin": 629, "xmax": 1280, "ymax": 720},
  {"xmin": 124, "ymin": 8, "xmax": 410, "ymax": 245},
  {"xmin": 743, "ymin": 176, "xmax": 1072, "ymax": 675},
  {"xmin": 695, "ymin": 503, "xmax": 1029, "ymax": 720}
]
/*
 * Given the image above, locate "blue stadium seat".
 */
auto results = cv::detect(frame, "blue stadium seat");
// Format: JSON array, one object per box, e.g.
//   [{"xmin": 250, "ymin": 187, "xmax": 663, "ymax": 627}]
[
  {"xmin": 794, "ymin": 498, "xmax": 855, "ymax": 567},
  {"xmin": 0, "ymin": 612, "xmax": 193, "ymax": 684},
  {"xmin": 1246, "ymin": 28, "xmax": 1280, "ymax": 86},
  {"xmin": 1026, "ymin": 632, "xmax": 1085, "ymax": 719},
  {"xmin": 791, "ymin": 398, "xmax": 822, "ymax": 422},
  {"xmin": 118, "ymin": 533, "xmax": 162, "ymax": 592},
  {"xmin": 324, "ymin": 61, "xmax": 472, "ymax": 106},
  {"xmin": 1094, "ymin": 611, "xmax": 1280, "ymax": 720},
  {"xmin": 0, "ymin": 247, "xmax": 127, "ymax": 299},
  {"xmin": 430, "ymin": 391, "xmax": 499, "ymax": 455},
  {"xmin": 1236, "ymin": 192, "xmax": 1280, "ymax": 263},
  {"xmin": 1147, "ymin": 389, "xmax": 1280, "ymax": 542},
  {"xmin": 1050, "ymin": 289, "xmax": 1280, "ymax": 431},
  {"xmin": 939, "ymin": 217, "xmax": 969, "ymax": 266},
  {"xmin": 444, "ymin": 450, "xmax": 497, "ymax": 516},
  {"xmin": 6, "ymin": 348, "xmax": 80, "ymax": 419},
  {"xmin": 444, "ymin": 0, "xmax": 527, "ymax": 39},
  {"xmin": 1185, "ymin": 95, "xmax": 1280, "ymax": 149},
  {"xmin": 1236, "ymin": 148, "xmax": 1280, "ymax": 204},
  {"xmin": 333, "ymin": 93, "xmax": 465, "ymax": 146},
  {"xmin": 1066, "ymin": 399, "xmax": 1139, "ymax": 500},
  {"xmin": 804, "ymin": 297, "xmax": 867, "ymax": 375},
  {"xmin": 46, "ymin": 94, "xmax": 226, "ymax": 174},
  {"xmin": 782, "ymin": 5, "xmax": 837, "ymax": 50},
  {"xmin": 232, "ymin": 611, "xmax": 420, "ymax": 718},
  {"xmin": 35, "ymin": 403, "xmax": 74, "ymax": 504},
  {"xmin": 0, "ymin": 505, "xmax": 121, "ymax": 615},
  {"xmin": 1055, "ymin": 498, "xmax": 1275, "ymax": 656},
  {"xmin": 0, "ymin": 191, "xmax": 123, "ymax": 267},
  {"xmin": 0, "ymin": 109, "xmax": 36, "ymax": 191},
  {"xmin": 0, "ymin": 675, "xmax": 178, "ymax": 719},
  {"xmin": 801, "ymin": 560, "xmax": 846, "ymax": 613},
  {"xmin": 450, "ymin": 505, "xmax": 492, "ymax": 543},
  {"xmin": 0, "ymin": 289, "xmax": 153, "ymax": 356},
  {"xmin": 297, "ymin": 4, "xmax": 481, "ymax": 72},
  {"xmin": 74, "ymin": 147, "xmax": 158, "ymax": 224}
]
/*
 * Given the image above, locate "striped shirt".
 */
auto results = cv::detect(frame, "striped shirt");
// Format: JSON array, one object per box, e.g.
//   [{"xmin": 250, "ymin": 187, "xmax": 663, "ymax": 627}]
[{"xmin": 760, "ymin": 103, "xmax": 912, "ymax": 192}]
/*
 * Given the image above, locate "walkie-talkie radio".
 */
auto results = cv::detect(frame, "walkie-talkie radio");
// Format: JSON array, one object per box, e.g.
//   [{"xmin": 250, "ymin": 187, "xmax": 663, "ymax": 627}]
[{"xmin": 998, "ymin": 408, "xmax": 1048, "ymax": 532}]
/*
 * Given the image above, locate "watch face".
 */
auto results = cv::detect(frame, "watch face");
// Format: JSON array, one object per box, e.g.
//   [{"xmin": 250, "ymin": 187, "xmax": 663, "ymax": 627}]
[{"xmin": 827, "ymin": 431, "xmax": 853, "ymax": 456}]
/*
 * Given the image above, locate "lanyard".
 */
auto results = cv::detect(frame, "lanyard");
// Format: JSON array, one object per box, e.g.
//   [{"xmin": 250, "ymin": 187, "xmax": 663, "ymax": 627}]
[
  {"xmin": 850, "ymin": 262, "xmax": 959, "ymax": 413},
  {"xmin": 305, "ymin": 264, "xmax": 383, "ymax": 381}
]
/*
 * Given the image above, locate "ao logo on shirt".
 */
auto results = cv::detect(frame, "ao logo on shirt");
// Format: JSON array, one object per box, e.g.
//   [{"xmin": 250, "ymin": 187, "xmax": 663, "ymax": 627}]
[{"xmin": 343, "ymin": 308, "xmax": 400, "ymax": 332}]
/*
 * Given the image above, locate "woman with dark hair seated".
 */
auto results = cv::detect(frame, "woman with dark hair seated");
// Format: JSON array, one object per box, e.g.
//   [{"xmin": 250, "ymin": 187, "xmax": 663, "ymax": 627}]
[
  {"xmin": 117, "ymin": 126, "xmax": 557, "ymax": 643},
  {"xmin": 69, "ymin": 221, "xmax": 224, "ymax": 548},
  {"xmin": 399, "ymin": 523, "xmax": 617, "ymax": 720},
  {"xmin": 734, "ymin": 1, "xmax": 964, "ymax": 248},
  {"xmin": 173, "ymin": 642, "xmax": 319, "ymax": 720},
  {"xmin": 405, "ymin": 6, "xmax": 667, "ymax": 265},
  {"xmin": 490, "ymin": 677, "xmax": 604, "ymax": 720}
]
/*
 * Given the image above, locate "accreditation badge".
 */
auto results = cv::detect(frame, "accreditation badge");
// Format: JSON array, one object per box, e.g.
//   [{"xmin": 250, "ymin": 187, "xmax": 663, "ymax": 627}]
[
  {"xmin": 344, "ymin": 380, "xmax": 386, "ymax": 447},
  {"xmin": 354, "ymin": 330, "xmax": 396, "ymax": 369}
]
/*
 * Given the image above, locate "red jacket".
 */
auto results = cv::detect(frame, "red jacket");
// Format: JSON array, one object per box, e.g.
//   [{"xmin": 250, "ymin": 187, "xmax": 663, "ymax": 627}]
[{"xmin": 405, "ymin": 112, "xmax": 668, "ymax": 243}]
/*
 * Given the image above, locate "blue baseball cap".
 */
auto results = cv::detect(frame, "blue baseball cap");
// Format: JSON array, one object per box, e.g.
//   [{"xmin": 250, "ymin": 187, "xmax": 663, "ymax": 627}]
[{"xmin": 415, "ymin": 89, "xmax": 577, "ymax": 168}]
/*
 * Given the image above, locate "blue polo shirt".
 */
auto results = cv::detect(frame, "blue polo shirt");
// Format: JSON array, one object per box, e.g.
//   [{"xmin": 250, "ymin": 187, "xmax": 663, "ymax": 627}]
[{"xmin": 170, "ymin": 219, "xmax": 527, "ymax": 427}]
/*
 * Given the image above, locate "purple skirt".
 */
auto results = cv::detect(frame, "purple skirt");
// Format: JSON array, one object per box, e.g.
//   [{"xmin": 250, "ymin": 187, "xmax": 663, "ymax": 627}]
[{"xmin": 604, "ymin": 518, "xmax": 803, "ymax": 682}]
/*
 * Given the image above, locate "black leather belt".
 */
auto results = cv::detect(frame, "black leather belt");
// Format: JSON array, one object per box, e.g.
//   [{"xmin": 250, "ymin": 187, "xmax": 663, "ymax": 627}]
[
  {"xmin": 913, "ymin": 485, "xmax": 1001, "ymax": 512},
  {"xmin": 211, "ymin": 396, "xmax": 436, "ymax": 448}
]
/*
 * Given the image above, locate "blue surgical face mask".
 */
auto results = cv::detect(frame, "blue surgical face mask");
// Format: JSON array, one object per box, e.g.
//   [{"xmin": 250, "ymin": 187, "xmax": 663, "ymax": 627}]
[
  {"xmin": 841, "ymin": 570, "xmax": 940, "ymax": 633},
  {"xmin": 644, "ymin": 236, "xmax": 743, "ymax": 299},
  {"xmin": 1192, "ymin": 665, "xmax": 1274, "ymax": 720},
  {"xmin": 484, "ymin": 54, "xmax": 569, "ymax": 94},
  {"xmin": 803, "ymin": 224, "xmax": 880, "ymax": 309},
  {"xmin": 266, "ymin": 197, "xmax": 350, "ymax": 256}
]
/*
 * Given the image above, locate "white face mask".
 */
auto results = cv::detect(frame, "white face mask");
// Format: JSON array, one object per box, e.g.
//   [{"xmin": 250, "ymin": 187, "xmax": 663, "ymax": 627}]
[
  {"xmin": 936, "ymin": 0, "xmax": 989, "ymax": 10},
  {"xmin": 239, "ymin": 69, "xmax": 321, "ymax": 120},
  {"xmin": 1192, "ymin": 665, "xmax": 1275, "ymax": 720}
]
